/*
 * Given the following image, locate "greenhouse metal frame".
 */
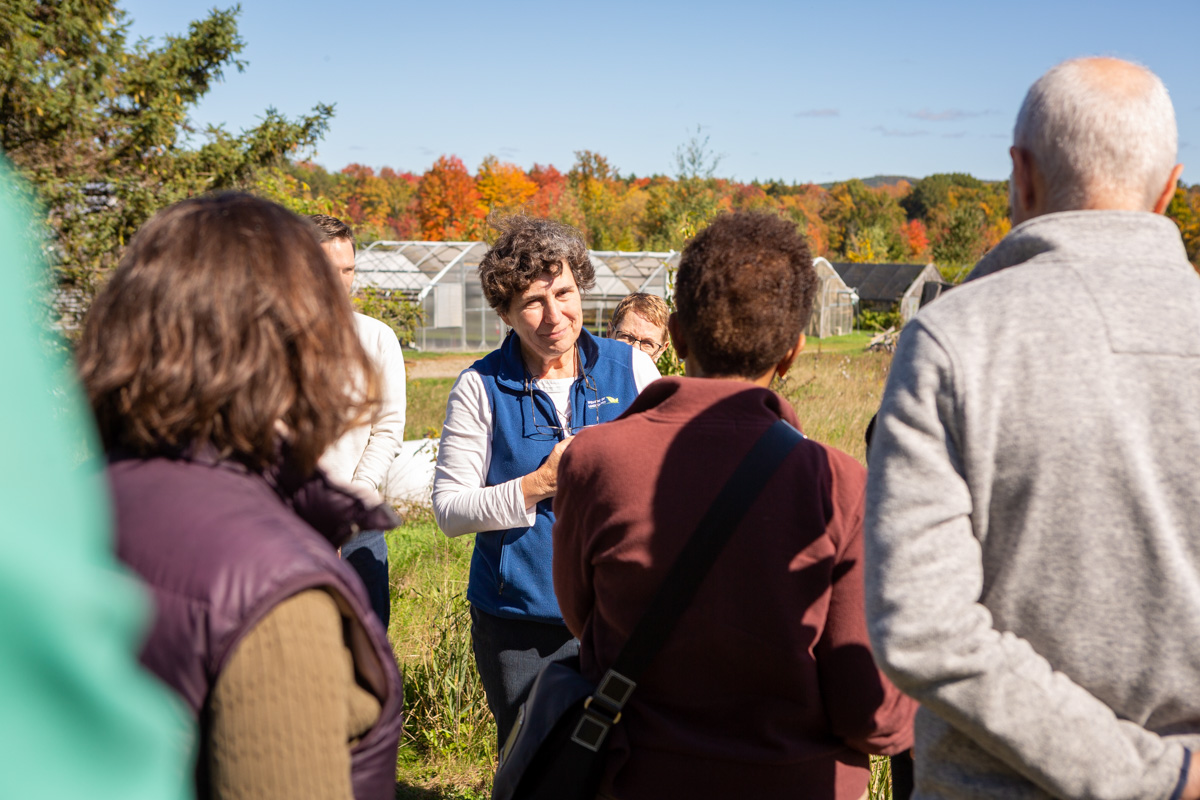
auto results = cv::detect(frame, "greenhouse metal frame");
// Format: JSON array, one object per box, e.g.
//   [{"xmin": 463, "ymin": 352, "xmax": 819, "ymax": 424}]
[
  {"xmin": 809, "ymin": 257, "xmax": 858, "ymax": 338},
  {"xmin": 356, "ymin": 244, "xmax": 857, "ymax": 351},
  {"xmin": 355, "ymin": 241, "xmax": 676, "ymax": 352}
]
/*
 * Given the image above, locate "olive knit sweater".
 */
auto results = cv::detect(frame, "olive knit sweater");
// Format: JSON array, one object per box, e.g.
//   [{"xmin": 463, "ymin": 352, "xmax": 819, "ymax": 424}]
[{"xmin": 208, "ymin": 590, "xmax": 381, "ymax": 800}]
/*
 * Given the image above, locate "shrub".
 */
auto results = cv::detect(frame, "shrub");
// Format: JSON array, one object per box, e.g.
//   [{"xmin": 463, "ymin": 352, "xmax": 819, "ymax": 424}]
[
  {"xmin": 354, "ymin": 287, "xmax": 425, "ymax": 347},
  {"xmin": 857, "ymin": 307, "xmax": 903, "ymax": 332}
]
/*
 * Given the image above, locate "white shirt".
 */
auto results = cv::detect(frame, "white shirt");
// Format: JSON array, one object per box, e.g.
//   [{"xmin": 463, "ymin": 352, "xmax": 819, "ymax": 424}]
[
  {"xmin": 433, "ymin": 347, "xmax": 660, "ymax": 537},
  {"xmin": 320, "ymin": 313, "xmax": 407, "ymax": 496}
]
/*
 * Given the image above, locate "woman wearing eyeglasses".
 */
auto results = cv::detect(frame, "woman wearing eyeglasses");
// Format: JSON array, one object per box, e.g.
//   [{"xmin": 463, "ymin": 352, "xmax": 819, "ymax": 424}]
[
  {"xmin": 432, "ymin": 215, "xmax": 659, "ymax": 751},
  {"xmin": 607, "ymin": 292, "xmax": 670, "ymax": 363}
]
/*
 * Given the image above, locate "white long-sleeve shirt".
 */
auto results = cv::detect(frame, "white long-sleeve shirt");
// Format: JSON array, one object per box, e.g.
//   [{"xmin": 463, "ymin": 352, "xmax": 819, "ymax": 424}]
[
  {"xmin": 321, "ymin": 313, "xmax": 407, "ymax": 496},
  {"xmin": 433, "ymin": 348, "xmax": 659, "ymax": 537}
]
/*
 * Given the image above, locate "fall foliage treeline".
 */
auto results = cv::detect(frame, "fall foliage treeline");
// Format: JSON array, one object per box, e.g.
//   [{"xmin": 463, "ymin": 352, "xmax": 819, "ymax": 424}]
[
  {"xmin": 278, "ymin": 153, "xmax": 1200, "ymax": 274},
  {"xmin": 8, "ymin": 0, "xmax": 1197, "ymax": 341}
]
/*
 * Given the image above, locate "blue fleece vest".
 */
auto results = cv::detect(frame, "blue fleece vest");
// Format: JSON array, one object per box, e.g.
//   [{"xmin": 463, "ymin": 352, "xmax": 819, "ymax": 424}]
[{"xmin": 467, "ymin": 329, "xmax": 639, "ymax": 623}]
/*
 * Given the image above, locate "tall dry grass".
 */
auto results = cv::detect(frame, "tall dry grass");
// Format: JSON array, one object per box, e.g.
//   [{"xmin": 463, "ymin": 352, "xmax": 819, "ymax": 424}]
[
  {"xmin": 389, "ymin": 506, "xmax": 494, "ymax": 800},
  {"xmin": 779, "ymin": 347, "xmax": 892, "ymax": 464}
]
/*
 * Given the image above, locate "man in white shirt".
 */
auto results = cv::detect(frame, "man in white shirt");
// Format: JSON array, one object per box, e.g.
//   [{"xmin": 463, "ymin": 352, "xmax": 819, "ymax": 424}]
[{"xmin": 311, "ymin": 214, "xmax": 407, "ymax": 629}]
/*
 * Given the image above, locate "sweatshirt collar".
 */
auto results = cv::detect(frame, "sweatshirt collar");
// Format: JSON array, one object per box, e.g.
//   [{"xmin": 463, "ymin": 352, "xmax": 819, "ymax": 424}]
[
  {"xmin": 622, "ymin": 375, "xmax": 802, "ymax": 430},
  {"xmin": 968, "ymin": 210, "xmax": 1189, "ymax": 282}
]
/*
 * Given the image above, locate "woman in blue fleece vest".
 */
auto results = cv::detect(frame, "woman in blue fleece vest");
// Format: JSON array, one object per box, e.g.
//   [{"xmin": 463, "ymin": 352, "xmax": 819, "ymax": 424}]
[{"xmin": 432, "ymin": 215, "xmax": 659, "ymax": 749}]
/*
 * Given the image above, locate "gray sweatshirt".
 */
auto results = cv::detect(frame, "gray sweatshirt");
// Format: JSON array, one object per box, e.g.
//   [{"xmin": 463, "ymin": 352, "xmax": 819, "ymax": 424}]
[{"xmin": 865, "ymin": 210, "xmax": 1200, "ymax": 799}]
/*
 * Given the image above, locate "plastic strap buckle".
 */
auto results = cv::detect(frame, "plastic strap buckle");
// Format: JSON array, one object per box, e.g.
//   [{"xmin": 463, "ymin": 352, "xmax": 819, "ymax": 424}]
[{"xmin": 570, "ymin": 670, "xmax": 636, "ymax": 752}]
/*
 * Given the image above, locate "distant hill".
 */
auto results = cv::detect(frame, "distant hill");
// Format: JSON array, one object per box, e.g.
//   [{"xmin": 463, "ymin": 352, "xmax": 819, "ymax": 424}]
[{"xmin": 819, "ymin": 174, "xmax": 917, "ymax": 190}]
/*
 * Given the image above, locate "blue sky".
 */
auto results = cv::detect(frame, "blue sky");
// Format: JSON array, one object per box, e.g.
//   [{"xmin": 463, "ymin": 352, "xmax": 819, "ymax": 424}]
[{"xmin": 119, "ymin": 0, "xmax": 1200, "ymax": 185}]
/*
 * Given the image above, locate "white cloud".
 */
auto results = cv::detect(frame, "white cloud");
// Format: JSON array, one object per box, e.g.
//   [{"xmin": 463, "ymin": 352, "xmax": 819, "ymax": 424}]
[
  {"xmin": 908, "ymin": 108, "xmax": 991, "ymax": 122},
  {"xmin": 871, "ymin": 125, "xmax": 929, "ymax": 137}
]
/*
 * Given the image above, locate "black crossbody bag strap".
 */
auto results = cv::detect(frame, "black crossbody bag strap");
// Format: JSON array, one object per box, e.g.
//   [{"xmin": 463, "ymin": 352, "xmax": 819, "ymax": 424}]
[{"xmin": 571, "ymin": 419, "xmax": 804, "ymax": 749}]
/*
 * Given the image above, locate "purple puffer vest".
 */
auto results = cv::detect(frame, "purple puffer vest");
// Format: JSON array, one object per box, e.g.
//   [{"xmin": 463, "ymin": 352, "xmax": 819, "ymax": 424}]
[{"xmin": 108, "ymin": 450, "xmax": 404, "ymax": 800}]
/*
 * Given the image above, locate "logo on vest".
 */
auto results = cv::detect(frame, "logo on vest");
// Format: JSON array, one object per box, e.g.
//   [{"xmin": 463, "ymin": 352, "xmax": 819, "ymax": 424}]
[{"xmin": 587, "ymin": 396, "xmax": 619, "ymax": 409}]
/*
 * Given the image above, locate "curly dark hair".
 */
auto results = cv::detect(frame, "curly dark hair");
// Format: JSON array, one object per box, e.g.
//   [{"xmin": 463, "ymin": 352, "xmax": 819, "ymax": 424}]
[
  {"xmin": 78, "ymin": 193, "xmax": 379, "ymax": 475},
  {"xmin": 477, "ymin": 214, "xmax": 594, "ymax": 311},
  {"xmin": 674, "ymin": 211, "xmax": 816, "ymax": 378}
]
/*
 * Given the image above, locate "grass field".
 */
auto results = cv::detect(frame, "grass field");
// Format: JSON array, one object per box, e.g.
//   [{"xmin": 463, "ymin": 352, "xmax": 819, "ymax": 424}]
[
  {"xmin": 390, "ymin": 333, "xmax": 896, "ymax": 798},
  {"xmin": 404, "ymin": 331, "xmax": 890, "ymax": 460},
  {"xmin": 388, "ymin": 508, "xmax": 492, "ymax": 799},
  {"xmin": 407, "ymin": 377, "xmax": 457, "ymax": 440},
  {"xmin": 403, "ymin": 349, "xmax": 471, "ymax": 362},
  {"xmin": 780, "ymin": 333, "xmax": 892, "ymax": 464}
]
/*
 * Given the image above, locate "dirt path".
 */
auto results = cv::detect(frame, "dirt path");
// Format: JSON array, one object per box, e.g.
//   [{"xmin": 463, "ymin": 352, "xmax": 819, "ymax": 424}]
[{"xmin": 405, "ymin": 354, "xmax": 480, "ymax": 380}]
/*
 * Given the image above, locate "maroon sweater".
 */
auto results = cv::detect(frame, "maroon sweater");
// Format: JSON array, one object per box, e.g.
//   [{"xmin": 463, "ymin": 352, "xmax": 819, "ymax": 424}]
[{"xmin": 553, "ymin": 377, "xmax": 914, "ymax": 800}]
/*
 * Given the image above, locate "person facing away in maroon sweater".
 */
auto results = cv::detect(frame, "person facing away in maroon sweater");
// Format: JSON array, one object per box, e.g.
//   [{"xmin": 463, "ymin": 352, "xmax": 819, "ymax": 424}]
[{"xmin": 552, "ymin": 212, "xmax": 915, "ymax": 800}]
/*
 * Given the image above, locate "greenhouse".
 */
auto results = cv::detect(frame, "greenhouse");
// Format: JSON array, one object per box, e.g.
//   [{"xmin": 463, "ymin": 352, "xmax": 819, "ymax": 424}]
[
  {"xmin": 808, "ymin": 258, "xmax": 858, "ymax": 339},
  {"xmin": 829, "ymin": 261, "xmax": 944, "ymax": 323},
  {"xmin": 355, "ymin": 244, "xmax": 864, "ymax": 351},
  {"xmin": 354, "ymin": 241, "xmax": 676, "ymax": 351}
]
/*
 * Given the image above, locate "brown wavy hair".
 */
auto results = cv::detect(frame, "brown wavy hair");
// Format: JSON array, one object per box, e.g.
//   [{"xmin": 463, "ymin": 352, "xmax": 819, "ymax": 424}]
[
  {"xmin": 675, "ymin": 211, "xmax": 816, "ymax": 378},
  {"xmin": 478, "ymin": 214, "xmax": 594, "ymax": 312},
  {"xmin": 77, "ymin": 193, "xmax": 379, "ymax": 474}
]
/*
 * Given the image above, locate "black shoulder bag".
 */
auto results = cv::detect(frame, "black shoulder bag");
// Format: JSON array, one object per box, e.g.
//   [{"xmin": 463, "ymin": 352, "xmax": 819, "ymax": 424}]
[{"xmin": 492, "ymin": 419, "xmax": 804, "ymax": 800}]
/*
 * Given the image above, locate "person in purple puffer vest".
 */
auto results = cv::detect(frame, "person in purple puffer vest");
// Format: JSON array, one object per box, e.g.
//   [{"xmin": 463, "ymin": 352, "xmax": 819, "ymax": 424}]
[{"xmin": 76, "ymin": 193, "xmax": 404, "ymax": 800}]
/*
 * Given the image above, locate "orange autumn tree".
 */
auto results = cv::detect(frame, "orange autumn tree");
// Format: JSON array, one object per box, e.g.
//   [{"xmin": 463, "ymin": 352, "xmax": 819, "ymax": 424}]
[
  {"xmin": 377, "ymin": 167, "xmax": 420, "ymax": 238},
  {"xmin": 476, "ymin": 156, "xmax": 537, "ymax": 213},
  {"xmin": 821, "ymin": 179, "xmax": 906, "ymax": 261},
  {"xmin": 566, "ymin": 150, "xmax": 650, "ymax": 249},
  {"xmin": 730, "ymin": 183, "xmax": 776, "ymax": 214},
  {"xmin": 1166, "ymin": 183, "xmax": 1200, "ymax": 268},
  {"xmin": 417, "ymin": 155, "xmax": 485, "ymax": 240},
  {"xmin": 527, "ymin": 163, "xmax": 585, "ymax": 228},
  {"xmin": 900, "ymin": 218, "xmax": 929, "ymax": 259},
  {"xmin": 336, "ymin": 164, "xmax": 420, "ymax": 239},
  {"xmin": 339, "ymin": 164, "xmax": 392, "ymax": 235},
  {"xmin": 762, "ymin": 183, "xmax": 827, "ymax": 258}
]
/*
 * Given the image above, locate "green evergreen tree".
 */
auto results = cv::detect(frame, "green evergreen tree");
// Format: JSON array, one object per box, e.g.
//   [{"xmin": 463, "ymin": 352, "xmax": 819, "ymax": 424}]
[{"xmin": 0, "ymin": 1, "xmax": 333, "ymax": 325}]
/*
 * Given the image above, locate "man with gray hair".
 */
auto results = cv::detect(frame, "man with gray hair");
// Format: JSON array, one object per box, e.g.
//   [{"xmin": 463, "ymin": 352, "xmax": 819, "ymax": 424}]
[{"xmin": 865, "ymin": 57, "xmax": 1200, "ymax": 798}]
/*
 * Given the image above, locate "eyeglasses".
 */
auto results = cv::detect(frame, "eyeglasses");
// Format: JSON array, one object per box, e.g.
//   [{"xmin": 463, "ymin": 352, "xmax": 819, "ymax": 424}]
[
  {"xmin": 612, "ymin": 329, "xmax": 666, "ymax": 358},
  {"xmin": 527, "ymin": 373, "xmax": 601, "ymax": 440}
]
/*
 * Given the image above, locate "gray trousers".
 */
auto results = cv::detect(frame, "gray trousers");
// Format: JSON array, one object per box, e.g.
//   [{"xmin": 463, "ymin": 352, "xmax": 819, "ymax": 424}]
[{"xmin": 469, "ymin": 604, "xmax": 579, "ymax": 750}]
